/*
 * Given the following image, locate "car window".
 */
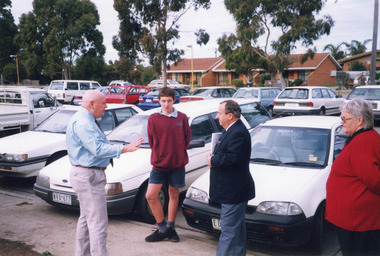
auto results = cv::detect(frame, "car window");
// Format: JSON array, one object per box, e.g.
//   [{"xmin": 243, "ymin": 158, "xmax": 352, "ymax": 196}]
[
  {"xmin": 50, "ymin": 81, "xmax": 64, "ymax": 90},
  {"xmin": 180, "ymin": 89, "xmax": 190, "ymax": 96},
  {"xmin": 209, "ymin": 112, "xmax": 223, "ymax": 132},
  {"xmin": 92, "ymin": 82, "xmax": 101, "ymax": 89},
  {"xmin": 327, "ymin": 89, "xmax": 338, "ymax": 98},
  {"xmin": 251, "ymin": 126, "xmax": 330, "ymax": 166},
  {"xmin": 34, "ymin": 110, "xmax": 75, "ymax": 133},
  {"xmin": 347, "ymin": 88, "xmax": 380, "ymax": 100},
  {"xmin": 80, "ymin": 82, "xmax": 91, "ymax": 90},
  {"xmin": 190, "ymin": 114, "xmax": 214, "ymax": 143},
  {"xmin": 67, "ymin": 82, "xmax": 78, "ymax": 90},
  {"xmin": 261, "ymin": 89, "xmax": 270, "ymax": 99},
  {"xmin": 114, "ymin": 107, "xmax": 138, "ymax": 125},
  {"xmin": 31, "ymin": 92, "xmax": 55, "ymax": 108},
  {"xmin": 321, "ymin": 89, "xmax": 331, "ymax": 98},
  {"xmin": 234, "ymin": 89, "xmax": 259, "ymax": 98},
  {"xmin": 97, "ymin": 110, "xmax": 115, "ymax": 131},
  {"xmin": 193, "ymin": 88, "xmax": 212, "ymax": 96},
  {"xmin": 312, "ymin": 89, "xmax": 322, "ymax": 98},
  {"xmin": 333, "ymin": 125, "xmax": 348, "ymax": 160},
  {"xmin": 240, "ymin": 103, "xmax": 271, "ymax": 128},
  {"xmin": 278, "ymin": 88, "xmax": 308, "ymax": 99},
  {"xmin": 108, "ymin": 115, "xmax": 149, "ymax": 145}
]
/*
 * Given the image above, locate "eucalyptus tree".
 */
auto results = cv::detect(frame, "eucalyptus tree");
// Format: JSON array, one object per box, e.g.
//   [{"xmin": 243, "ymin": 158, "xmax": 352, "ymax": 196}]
[
  {"xmin": 113, "ymin": 0, "xmax": 211, "ymax": 87},
  {"xmin": 0, "ymin": 0, "xmax": 18, "ymax": 75},
  {"xmin": 221, "ymin": 0, "xmax": 334, "ymax": 88},
  {"xmin": 15, "ymin": 0, "xmax": 105, "ymax": 80}
]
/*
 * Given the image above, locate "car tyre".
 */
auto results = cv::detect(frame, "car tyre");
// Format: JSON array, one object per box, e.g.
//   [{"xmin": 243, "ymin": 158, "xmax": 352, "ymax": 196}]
[
  {"xmin": 318, "ymin": 108, "xmax": 325, "ymax": 116},
  {"xmin": 135, "ymin": 183, "xmax": 169, "ymax": 224},
  {"xmin": 309, "ymin": 203, "xmax": 326, "ymax": 254}
]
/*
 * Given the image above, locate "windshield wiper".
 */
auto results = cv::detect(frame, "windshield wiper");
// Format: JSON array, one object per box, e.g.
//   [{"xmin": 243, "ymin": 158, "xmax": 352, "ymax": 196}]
[
  {"xmin": 251, "ymin": 158, "xmax": 282, "ymax": 165},
  {"xmin": 109, "ymin": 139, "xmax": 127, "ymax": 144},
  {"xmin": 284, "ymin": 162, "xmax": 325, "ymax": 167}
]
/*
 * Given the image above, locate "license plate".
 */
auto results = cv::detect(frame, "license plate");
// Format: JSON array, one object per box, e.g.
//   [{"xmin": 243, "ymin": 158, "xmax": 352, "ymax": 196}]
[
  {"xmin": 285, "ymin": 103, "xmax": 298, "ymax": 107},
  {"xmin": 146, "ymin": 99, "xmax": 152, "ymax": 102},
  {"xmin": 52, "ymin": 193, "xmax": 72, "ymax": 205},
  {"xmin": 212, "ymin": 218, "xmax": 221, "ymax": 230}
]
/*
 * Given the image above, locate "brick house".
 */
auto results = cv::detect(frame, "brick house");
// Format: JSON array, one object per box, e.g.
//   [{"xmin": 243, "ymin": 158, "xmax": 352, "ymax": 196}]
[
  {"xmin": 167, "ymin": 52, "xmax": 341, "ymax": 87},
  {"xmin": 337, "ymin": 50, "xmax": 380, "ymax": 72}
]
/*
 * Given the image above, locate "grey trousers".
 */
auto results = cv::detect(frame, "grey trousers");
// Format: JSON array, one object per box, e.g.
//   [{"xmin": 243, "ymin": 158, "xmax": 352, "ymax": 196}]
[{"xmin": 70, "ymin": 166, "xmax": 109, "ymax": 256}]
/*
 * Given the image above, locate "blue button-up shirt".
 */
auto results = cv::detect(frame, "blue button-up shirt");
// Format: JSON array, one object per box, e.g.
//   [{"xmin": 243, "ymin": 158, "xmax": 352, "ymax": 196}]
[{"xmin": 66, "ymin": 108, "xmax": 123, "ymax": 167}]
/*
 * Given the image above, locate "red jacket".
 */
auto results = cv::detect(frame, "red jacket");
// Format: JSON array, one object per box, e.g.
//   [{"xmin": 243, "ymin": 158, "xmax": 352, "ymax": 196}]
[
  {"xmin": 326, "ymin": 129, "xmax": 380, "ymax": 231},
  {"xmin": 147, "ymin": 111, "xmax": 191, "ymax": 171}
]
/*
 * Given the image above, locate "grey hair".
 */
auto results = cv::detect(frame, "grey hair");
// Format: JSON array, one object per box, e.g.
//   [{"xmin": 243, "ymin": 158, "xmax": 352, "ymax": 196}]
[{"xmin": 340, "ymin": 99, "xmax": 374, "ymax": 129}]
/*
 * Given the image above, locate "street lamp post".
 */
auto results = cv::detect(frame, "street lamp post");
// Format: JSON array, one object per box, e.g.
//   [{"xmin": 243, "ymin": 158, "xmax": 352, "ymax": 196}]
[
  {"xmin": 10, "ymin": 55, "xmax": 20, "ymax": 86},
  {"xmin": 187, "ymin": 45, "xmax": 194, "ymax": 91}
]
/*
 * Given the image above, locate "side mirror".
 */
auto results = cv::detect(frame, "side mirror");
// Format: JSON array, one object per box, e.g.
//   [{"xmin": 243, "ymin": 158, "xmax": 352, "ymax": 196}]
[{"xmin": 188, "ymin": 139, "xmax": 205, "ymax": 149}]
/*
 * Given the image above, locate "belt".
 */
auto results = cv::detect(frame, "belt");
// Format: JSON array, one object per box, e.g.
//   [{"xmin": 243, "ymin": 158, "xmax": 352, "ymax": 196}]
[{"xmin": 75, "ymin": 165, "xmax": 107, "ymax": 171}]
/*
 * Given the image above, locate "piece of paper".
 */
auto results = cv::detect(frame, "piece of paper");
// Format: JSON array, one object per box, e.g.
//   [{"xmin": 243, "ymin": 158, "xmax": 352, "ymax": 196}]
[{"xmin": 211, "ymin": 132, "xmax": 222, "ymax": 153}]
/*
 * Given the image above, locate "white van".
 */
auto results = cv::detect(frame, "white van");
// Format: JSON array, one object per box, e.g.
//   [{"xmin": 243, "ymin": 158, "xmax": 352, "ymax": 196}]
[{"xmin": 48, "ymin": 80, "xmax": 102, "ymax": 103}]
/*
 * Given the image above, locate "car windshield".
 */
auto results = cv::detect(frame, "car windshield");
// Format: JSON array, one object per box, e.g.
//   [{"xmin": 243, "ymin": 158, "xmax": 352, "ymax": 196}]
[
  {"xmin": 250, "ymin": 126, "xmax": 330, "ymax": 167},
  {"xmin": 34, "ymin": 110, "xmax": 76, "ymax": 133},
  {"xmin": 234, "ymin": 89, "xmax": 259, "ymax": 98},
  {"xmin": 278, "ymin": 88, "xmax": 309, "ymax": 99},
  {"xmin": 240, "ymin": 103, "xmax": 271, "ymax": 128},
  {"xmin": 192, "ymin": 89, "xmax": 213, "ymax": 96},
  {"xmin": 107, "ymin": 115, "xmax": 150, "ymax": 147},
  {"xmin": 347, "ymin": 88, "xmax": 380, "ymax": 100}
]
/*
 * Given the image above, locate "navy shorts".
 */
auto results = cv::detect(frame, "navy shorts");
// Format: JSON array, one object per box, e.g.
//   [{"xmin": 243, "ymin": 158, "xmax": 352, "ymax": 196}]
[{"xmin": 148, "ymin": 168, "xmax": 185, "ymax": 189}]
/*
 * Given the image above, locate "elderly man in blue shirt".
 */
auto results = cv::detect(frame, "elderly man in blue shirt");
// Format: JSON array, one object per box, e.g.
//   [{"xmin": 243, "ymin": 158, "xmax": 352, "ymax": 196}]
[{"xmin": 66, "ymin": 90, "xmax": 143, "ymax": 256}]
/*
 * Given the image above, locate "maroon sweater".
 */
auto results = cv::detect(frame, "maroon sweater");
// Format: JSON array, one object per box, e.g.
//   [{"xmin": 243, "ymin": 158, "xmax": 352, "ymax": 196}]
[
  {"xmin": 326, "ymin": 129, "xmax": 380, "ymax": 231},
  {"xmin": 147, "ymin": 111, "xmax": 191, "ymax": 171}
]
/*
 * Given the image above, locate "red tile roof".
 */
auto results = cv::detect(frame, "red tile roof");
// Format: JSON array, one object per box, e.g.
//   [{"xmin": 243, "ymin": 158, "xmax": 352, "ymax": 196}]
[{"xmin": 168, "ymin": 57, "xmax": 223, "ymax": 72}]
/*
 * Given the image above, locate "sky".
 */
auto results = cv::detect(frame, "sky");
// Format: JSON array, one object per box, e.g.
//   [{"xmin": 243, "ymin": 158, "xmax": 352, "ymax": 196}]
[{"xmin": 10, "ymin": 0, "xmax": 379, "ymax": 63}]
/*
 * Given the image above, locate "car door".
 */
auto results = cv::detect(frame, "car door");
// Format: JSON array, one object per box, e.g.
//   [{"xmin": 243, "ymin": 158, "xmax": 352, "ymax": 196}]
[
  {"xmin": 31, "ymin": 92, "xmax": 59, "ymax": 128},
  {"xmin": 326, "ymin": 88, "xmax": 344, "ymax": 115},
  {"xmin": 65, "ymin": 81, "xmax": 79, "ymax": 103}
]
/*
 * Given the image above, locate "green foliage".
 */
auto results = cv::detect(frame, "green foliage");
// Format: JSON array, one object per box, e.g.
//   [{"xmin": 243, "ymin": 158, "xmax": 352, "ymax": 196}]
[
  {"xmin": 348, "ymin": 61, "xmax": 367, "ymax": 71},
  {"xmin": 232, "ymin": 78, "xmax": 244, "ymax": 87},
  {"xmin": 141, "ymin": 66, "xmax": 159, "ymax": 85},
  {"xmin": 323, "ymin": 43, "xmax": 345, "ymax": 60},
  {"xmin": 113, "ymin": 0, "xmax": 211, "ymax": 86},
  {"xmin": 343, "ymin": 39, "xmax": 371, "ymax": 56},
  {"xmin": 259, "ymin": 74, "xmax": 271, "ymax": 85},
  {"xmin": 293, "ymin": 78, "xmax": 304, "ymax": 86},
  {"xmin": 73, "ymin": 54, "xmax": 106, "ymax": 84},
  {"xmin": 0, "ymin": 0, "xmax": 18, "ymax": 74},
  {"xmin": 15, "ymin": 0, "xmax": 105, "ymax": 80}
]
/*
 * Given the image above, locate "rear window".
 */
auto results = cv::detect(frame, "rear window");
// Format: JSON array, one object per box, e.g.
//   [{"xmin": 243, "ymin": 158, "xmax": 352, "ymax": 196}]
[
  {"xmin": 50, "ymin": 81, "xmax": 64, "ymax": 90},
  {"xmin": 347, "ymin": 88, "xmax": 380, "ymax": 100},
  {"xmin": 278, "ymin": 88, "xmax": 309, "ymax": 99}
]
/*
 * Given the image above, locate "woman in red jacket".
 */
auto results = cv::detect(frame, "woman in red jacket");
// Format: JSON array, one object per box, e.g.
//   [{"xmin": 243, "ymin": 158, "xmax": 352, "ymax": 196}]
[{"xmin": 326, "ymin": 99, "xmax": 380, "ymax": 256}]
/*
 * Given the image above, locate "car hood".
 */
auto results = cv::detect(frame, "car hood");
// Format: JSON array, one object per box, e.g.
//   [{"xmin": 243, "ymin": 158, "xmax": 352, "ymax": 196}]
[
  {"xmin": 40, "ymin": 148, "xmax": 152, "ymax": 187},
  {"xmin": 0, "ymin": 131, "xmax": 65, "ymax": 154}
]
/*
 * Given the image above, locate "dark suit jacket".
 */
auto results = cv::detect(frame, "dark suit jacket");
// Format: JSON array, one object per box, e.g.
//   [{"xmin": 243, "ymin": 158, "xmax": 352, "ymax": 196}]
[{"xmin": 209, "ymin": 119, "xmax": 255, "ymax": 204}]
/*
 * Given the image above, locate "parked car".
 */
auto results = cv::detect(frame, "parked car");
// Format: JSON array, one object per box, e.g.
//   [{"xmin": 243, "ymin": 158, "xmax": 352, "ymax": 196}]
[
  {"xmin": 0, "ymin": 86, "xmax": 60, "ymax": 137},
  {"xmin": 108, "ymin": 80, "xmax": 133, "ymax": 87},
  {"xmin": 353, "ymin": 75, "xmax": 370, "ymax": 86},
  {"xmin": 105, "ymin": 85, "xmax": 150, "ymax": 105},
  {"xmin": 147, "ymin": 79, "xmax": 190, "ymax": 90},
  {"xmin": 346, "ymin": 85, "xmax": 380, "ymax": 120},
  {"xmin": 182, "ymin": 116, "xmax": 348, "ymax": 252},
  {"xmin": 138, "ymin": 88, "xmax": 190, "ymax": 110},
  {"xmin": 233, "ymin": 87, "xmax": 281, "ymax": 115},
  {"xmin": 48, "ymin": 80, "xmax": 102, "ymax": 104},
  {"xmin": 273, "ymin": 86, "xmax": 344, "ymax": 117},
  {"xmin": 0, "ymin": 104, "xmax": 142, "ymax": 178},
  {"xmin": 180, "ymin": 86, "xmax": 236, "ymax": 103},
  {"xmin": 72, "ymin": 86, "xmax": 111, "ymax": 106},
  {"xmin": 34, "ymin": 98, "xmax": 271, "ymax": 223}
]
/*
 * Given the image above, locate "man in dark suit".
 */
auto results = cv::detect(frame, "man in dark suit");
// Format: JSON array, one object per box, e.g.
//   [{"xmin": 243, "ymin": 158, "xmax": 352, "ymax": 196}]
[{"xmin": 206, "ymin": 100, "xmax": 255, "ymax": 256}]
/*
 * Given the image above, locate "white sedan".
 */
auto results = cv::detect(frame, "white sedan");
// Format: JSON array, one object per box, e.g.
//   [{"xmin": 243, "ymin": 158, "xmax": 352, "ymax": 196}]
[
  {"xmin": 0, "ymin": 104, "xmax": 142, "ymax": 177},
  {"xmin": 33, "ymin": 98, "xmax": 271, "ymax": 223},
  {"xmin": 273, "ymin": 86, "xmax": 344, "ymax": 116},
  {"xmin": 182, "ymin": 116, "xmax": 348, "ymax": 253}
]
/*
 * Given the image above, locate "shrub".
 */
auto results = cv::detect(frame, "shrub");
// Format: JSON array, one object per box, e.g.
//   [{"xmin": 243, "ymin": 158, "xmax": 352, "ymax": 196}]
[{"xmin": 232, "ymin": 79, "xmax": 244, "ymax": 88}]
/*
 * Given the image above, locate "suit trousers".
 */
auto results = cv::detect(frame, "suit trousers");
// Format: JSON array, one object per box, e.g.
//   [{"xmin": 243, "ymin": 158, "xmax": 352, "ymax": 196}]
[
  {"xmin": 70, "ymin": 166, "xmax": 109, "ymax": 256},
  {"xmin": 217, "ymin": 202, "xmax": 248, "ymax": 256}
]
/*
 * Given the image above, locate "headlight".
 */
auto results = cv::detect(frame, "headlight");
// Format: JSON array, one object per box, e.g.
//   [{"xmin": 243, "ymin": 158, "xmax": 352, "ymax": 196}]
[
  {"xmin": 186, "ymin": 186, "xmax": 209, "ymax": 203},
  {"xmin": 105, "ymin": 183, "xmax": 123, "ymax": 195},
  {"xmin": 35, "ymin": 174, "xmax": 50, "ymax": 188},
  {"xmin": 256, "ymin": 201, "xmax": 303, "ymax": 215},
  {"xmin": 0, "ymin": 153, "xmax": 28, "ymax": 162}
]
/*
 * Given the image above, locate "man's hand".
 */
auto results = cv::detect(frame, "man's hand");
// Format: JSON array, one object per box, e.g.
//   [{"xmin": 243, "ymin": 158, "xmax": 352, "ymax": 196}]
[
  {"xmin": 206, "ymin": 153, "xmax": 212, "ymax": 167},
  {"xmin": 122, "ymin": 137, "xmax": 144, "ymax": 153}
]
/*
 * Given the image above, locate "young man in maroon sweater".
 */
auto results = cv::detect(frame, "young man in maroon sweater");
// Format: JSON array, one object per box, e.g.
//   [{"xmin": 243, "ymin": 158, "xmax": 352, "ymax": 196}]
[{"xmin": 145, "ymin": 87, "xmax": 191, "ymax": 242}]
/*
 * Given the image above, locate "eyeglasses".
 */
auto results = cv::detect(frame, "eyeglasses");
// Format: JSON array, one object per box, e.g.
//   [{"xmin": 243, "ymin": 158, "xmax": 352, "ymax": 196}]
[{"xmin": 340, "ymin": 116, "xmax": 353, "ymax": 122}]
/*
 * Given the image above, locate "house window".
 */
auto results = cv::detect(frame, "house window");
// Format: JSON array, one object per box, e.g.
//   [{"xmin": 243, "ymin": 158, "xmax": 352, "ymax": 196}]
[
  {"xmin": 298, "ymin": 70, "xmax": 309, "ymax": 83},
  {"xmin": 218, "ymin": 72, "xmax": 229, "ymax": 85},
  {"xmin": 172, "ymin": 73, "xmax": 180, "ymax": 82},
  {"xmin": 196, "ymin": 73, "xmax": 201, "ymax": 84}
]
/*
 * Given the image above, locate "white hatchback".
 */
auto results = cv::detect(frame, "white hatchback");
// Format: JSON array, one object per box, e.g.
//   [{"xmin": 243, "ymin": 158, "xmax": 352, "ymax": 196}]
[
  {"xmin": 273, "ymin": 86, "xmax": 344, "ymax": 117},
  {"xmin": 346, "ymin": 85, "xmax": 380, "ymax": 121},
  {"xmin": 182, "ymin": 116, "xmax": 348, "ymax": 253},
  {"xmin": 0, "ymin": 104, "xmax": 142, "ymax": 177},
  {"xmin": 33, "ymin": 98, "xmax": 271, "ymax": 223}
]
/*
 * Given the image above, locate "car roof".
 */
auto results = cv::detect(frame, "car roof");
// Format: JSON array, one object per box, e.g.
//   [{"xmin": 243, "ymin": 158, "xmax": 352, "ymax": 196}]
[
  {"xmin": 259, "ymin": 115, "xmax": 341, "ymax": 129},
  {"xmin": 195, "ymin": 86, "xmax": 235, "ymax": 89},
  {"xmin": 138, "ymin": 98, "xmax": 260, "ymax": 117},
  {"xmin": 0, "ymin": 86, "xmax": 46, "ymax": 93},
  {"xmin": 283, "ymin": 86, "xmax": 330, "ymax": 89},
  {"xmin": 352, "ymin": 85, "xmax": 380, "ymax": 89},
  {"xmin": 60, "ymin": 103, "xmax": 138, "ymax": 111}
]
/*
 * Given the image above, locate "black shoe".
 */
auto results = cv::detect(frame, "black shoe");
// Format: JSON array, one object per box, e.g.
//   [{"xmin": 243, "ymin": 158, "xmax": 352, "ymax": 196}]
[
  {"xmin": 145, "ymin": 229, "xmax": 169, "ymax": 242},
  {"xmin": 168, "ymin": 228, "xmax": 179, "ymax": 242}
]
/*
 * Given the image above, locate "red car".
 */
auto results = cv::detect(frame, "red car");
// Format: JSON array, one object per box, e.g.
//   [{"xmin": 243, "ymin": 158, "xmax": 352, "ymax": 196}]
[{"xmin": 105, "ymin": 85, "xmax": 150, "ymax": 104}]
